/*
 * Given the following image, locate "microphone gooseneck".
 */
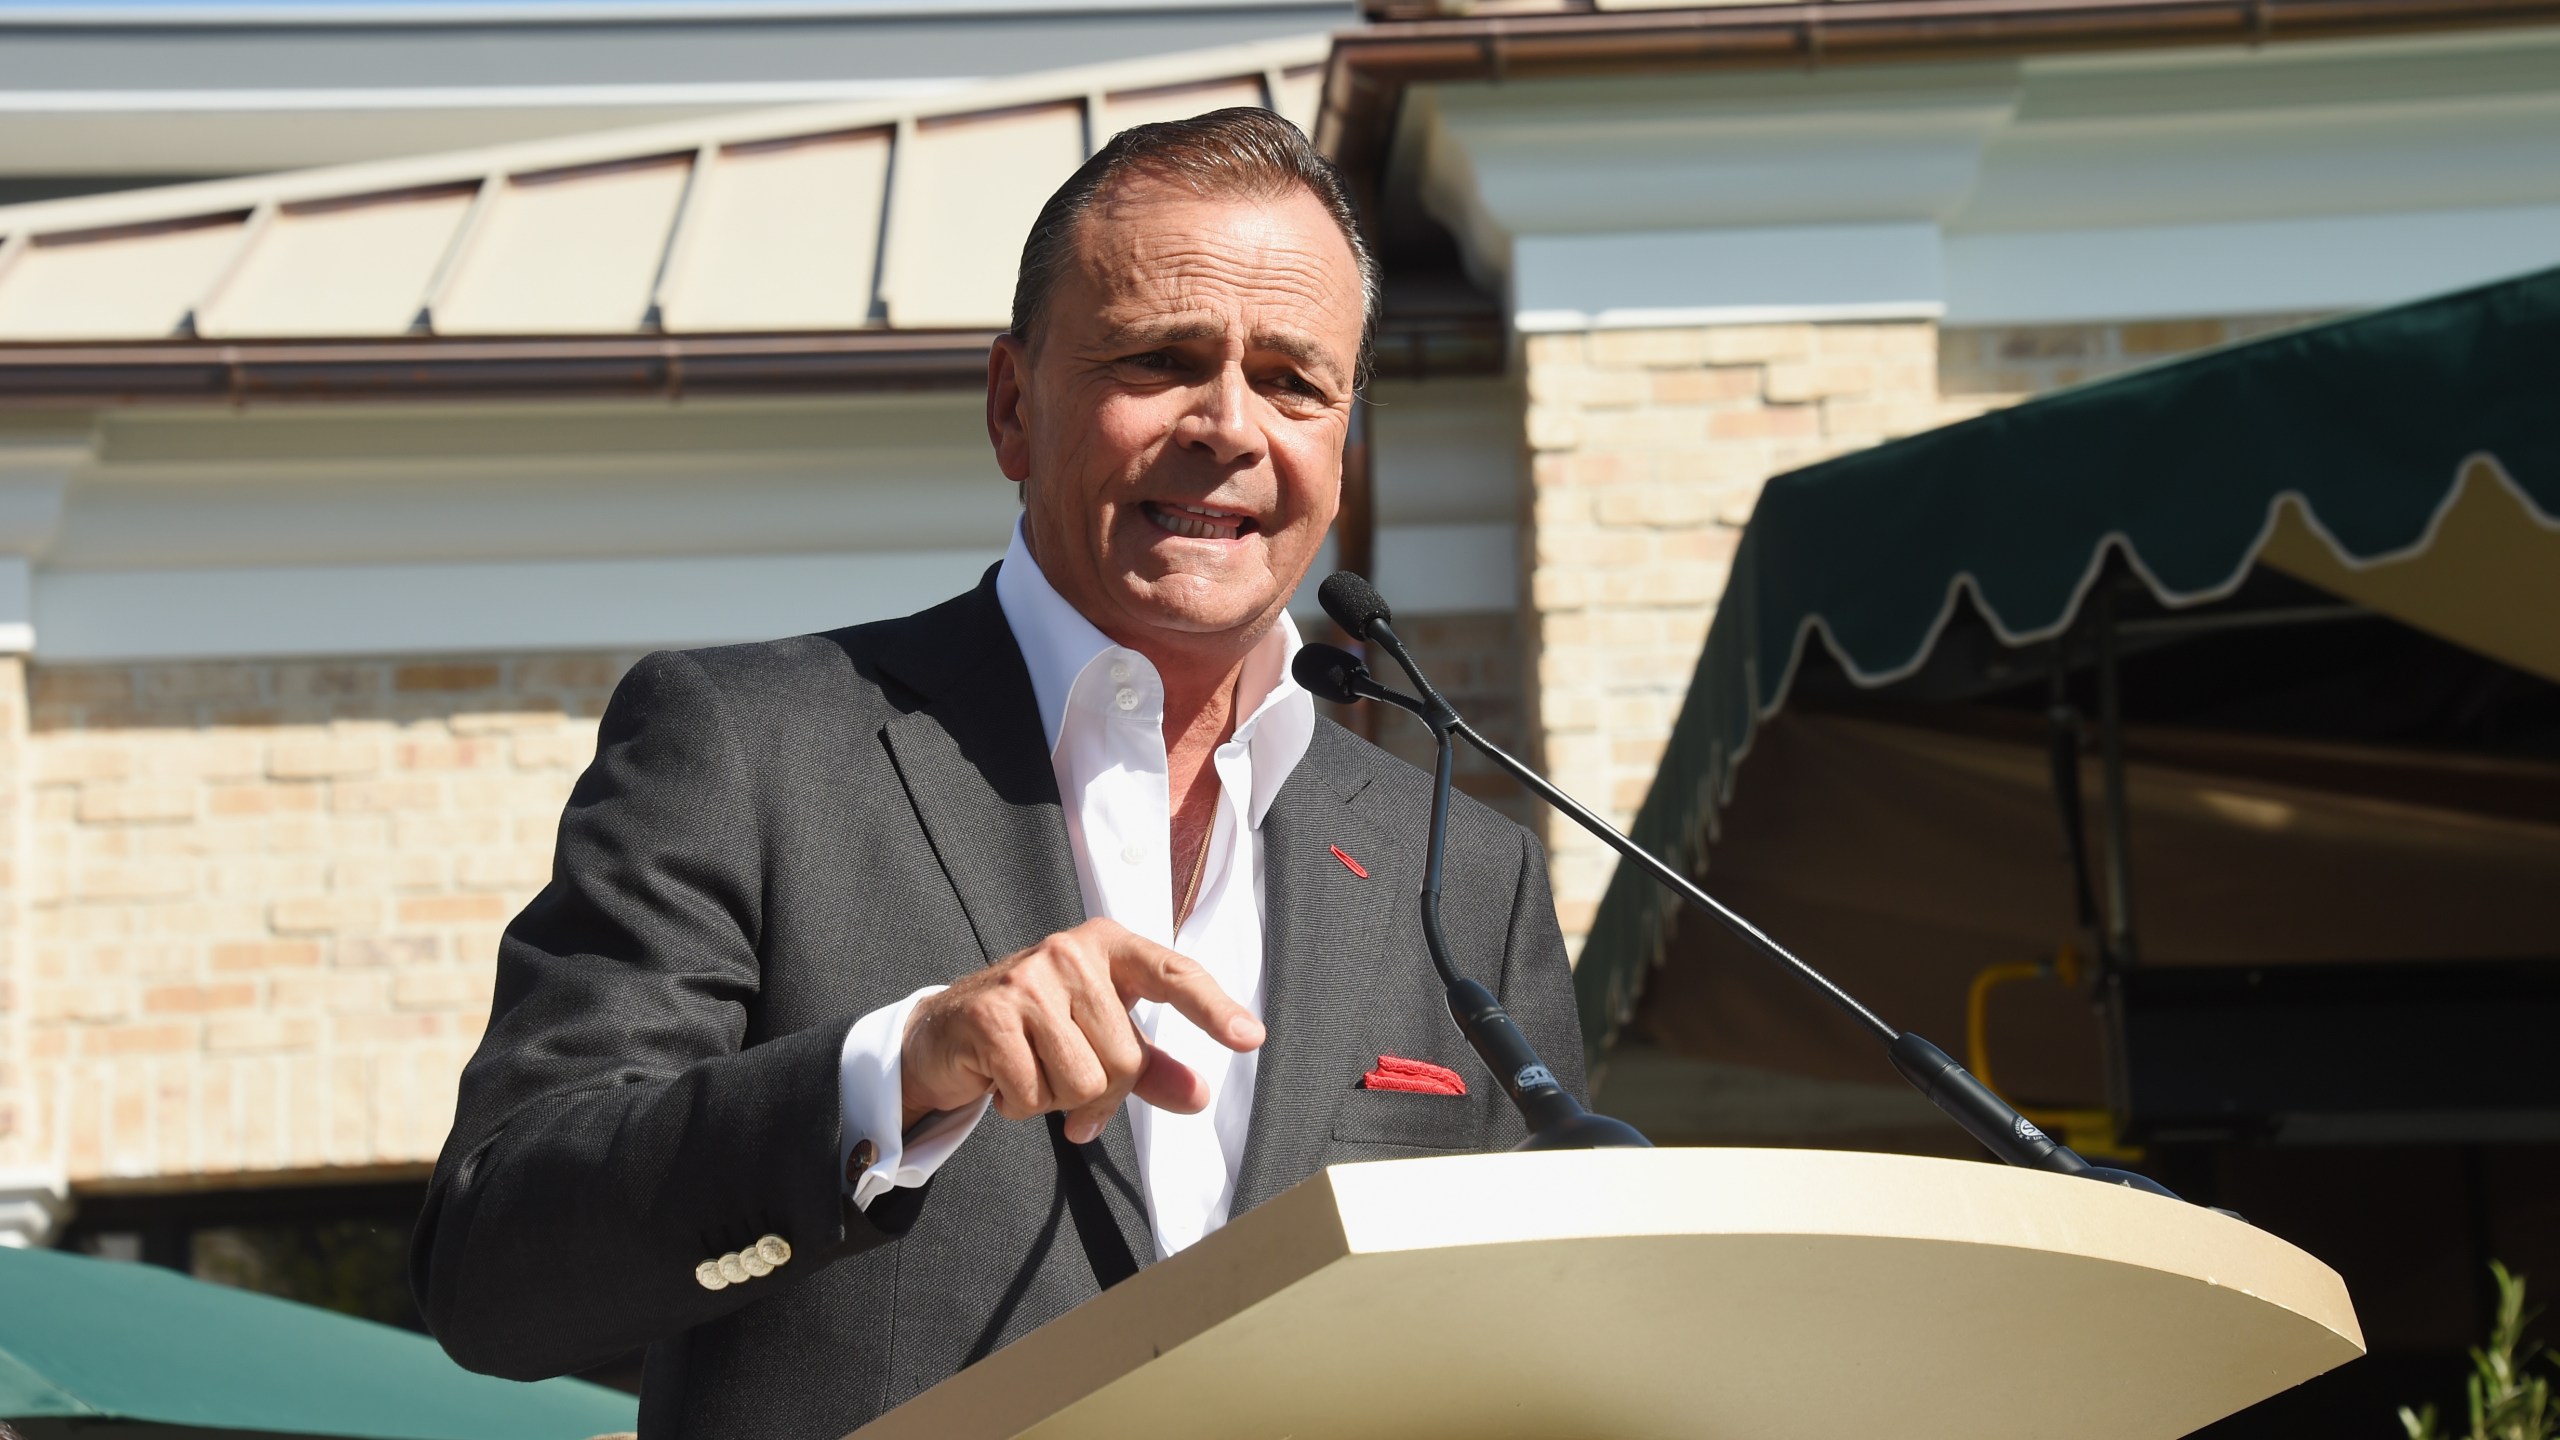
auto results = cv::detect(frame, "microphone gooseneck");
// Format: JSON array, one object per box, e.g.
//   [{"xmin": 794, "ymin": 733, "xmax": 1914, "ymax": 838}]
[
  {"xmin": 1297, "ymin": 634, "xmax": 1648, "ymax": 1151},
  {"xmin": 1310, "ymin": 574, "xmax": 2186, "ymax": 1199}
]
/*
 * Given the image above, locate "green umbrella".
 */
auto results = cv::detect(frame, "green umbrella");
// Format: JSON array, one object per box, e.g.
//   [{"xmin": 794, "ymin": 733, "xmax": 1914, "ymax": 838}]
[{"xmin": 0, "ymin": 1244, "xmax": 637, "ymax": 1440}]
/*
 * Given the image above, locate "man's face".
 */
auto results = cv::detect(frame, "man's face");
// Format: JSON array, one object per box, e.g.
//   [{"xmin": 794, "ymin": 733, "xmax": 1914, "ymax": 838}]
[{"xmin": 987, "ymin": 177, "xmax": 1363, "ymax": 659}]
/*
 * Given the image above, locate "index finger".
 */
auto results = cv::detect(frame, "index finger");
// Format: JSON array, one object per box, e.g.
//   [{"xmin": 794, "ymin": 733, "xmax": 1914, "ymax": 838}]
[{"xmin": 1105, "ymin": 932, "xmax": 1264, "ymax": 1052}]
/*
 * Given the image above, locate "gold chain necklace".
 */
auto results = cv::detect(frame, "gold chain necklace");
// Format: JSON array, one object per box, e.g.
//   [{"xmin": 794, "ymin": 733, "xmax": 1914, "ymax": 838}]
[{"xmin": 1173, "ymin": 808, "xmax": 1214, "ymax": 933}]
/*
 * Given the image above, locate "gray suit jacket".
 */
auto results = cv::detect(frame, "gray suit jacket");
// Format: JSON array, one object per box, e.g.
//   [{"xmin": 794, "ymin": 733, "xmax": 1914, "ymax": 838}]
[{"xmin": 412, "ymin": 571, "xmax": 1585, "ymax": 1438}]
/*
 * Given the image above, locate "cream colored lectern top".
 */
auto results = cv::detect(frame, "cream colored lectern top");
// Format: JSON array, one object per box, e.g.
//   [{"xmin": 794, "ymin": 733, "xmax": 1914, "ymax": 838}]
[{"xmin": 851, "ymin": 1148, "xmax": 2363, "ymax": 1440}]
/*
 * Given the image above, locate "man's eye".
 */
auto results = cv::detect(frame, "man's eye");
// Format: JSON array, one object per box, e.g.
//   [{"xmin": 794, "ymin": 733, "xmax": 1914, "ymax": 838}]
[{"xmin": 1118, "ymin": 351, "xmax": 1177, "ymax": 372}]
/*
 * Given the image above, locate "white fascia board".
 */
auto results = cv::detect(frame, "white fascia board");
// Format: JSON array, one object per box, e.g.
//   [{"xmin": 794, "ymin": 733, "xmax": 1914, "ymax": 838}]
[
  {"xmin": 1422, "ymin": 65, "xmax": 2020, "ymax": 238},
  {"xmin": 1945, "ymin": 202, "xmax": 2560, "ymax": 326},
  {"xmin": 34, "ymin": 549, "xmax": 1002, "ymax": 661},
  {"xmin": 1408, "ymin": 65, "xmax": 2018, "ymax": 297},
  {"xmin": 1513, "ymin": 223, "xmax": 1946, "ymax": 332},
  {"xmin": 1284, "ymin": 523, "xmax": 1516, "ymax": 626},
  {"xmin": 0, "ymin": 81, "xmax": 981, "ymax": 114},
  {"xmin": 0, "ymin": 0, "xmax": 1333, "ymax": 23},
  {"xmin": 0, "ymin": 557, "xmax": 32, "ymax": 655},
  {"xmin": 1375, "ymin": 522, "xmax": 1518, "ymax": 615},
  {"xmin": 35, "ymin": 525, "xmax": 1517, "ymax": 662}
]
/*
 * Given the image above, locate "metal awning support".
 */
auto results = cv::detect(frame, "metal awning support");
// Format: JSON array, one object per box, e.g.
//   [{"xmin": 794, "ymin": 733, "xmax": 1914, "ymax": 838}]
[{"xmin": 2095, "ymin": 585, "xmax": 2141, "ymax": 970}]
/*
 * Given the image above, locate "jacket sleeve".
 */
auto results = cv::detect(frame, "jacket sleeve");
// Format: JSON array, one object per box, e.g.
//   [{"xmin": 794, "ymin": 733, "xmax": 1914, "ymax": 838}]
[
  {"xmin": 1497, "ymin": 826, "xmax": 1592, "ymax": 1106},
  {"xmin": 411, "ymin": 649, "xmax": 918, "ymax": 1381}
]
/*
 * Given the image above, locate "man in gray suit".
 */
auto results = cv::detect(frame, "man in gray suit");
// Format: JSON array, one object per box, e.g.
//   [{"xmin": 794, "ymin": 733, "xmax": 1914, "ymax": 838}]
[{"xmin": 413, "ymin": 108, "xmax": 1584, "ymax": 1438}]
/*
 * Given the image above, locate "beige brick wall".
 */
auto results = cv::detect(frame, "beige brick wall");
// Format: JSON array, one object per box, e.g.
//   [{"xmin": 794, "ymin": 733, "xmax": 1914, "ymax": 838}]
[
  {"xmin": 0, "ymin": 659, "xmax": 28, "ymax": 1169},
  {"xmin": 5, "ymin": 654, "xmax": 635, "ymax": 1188},
  {"xmin": 1520, "ymin": 321, "xmax": 1995, "ymax": 952},
  {"xmin": 0, "ymin": 624, "xmax": 1531, "ymax": 1194},
  {"xmin": 1519, "ymin": 312, "xmax": 2319, "ymax": 957},
  {"xmin": 1347, "ymin": 611, "xmax": 1533, "ymax": 832},
  {"xmin": 1940, "ymin": 314, "xmax": 2329, "ymax": 401}
]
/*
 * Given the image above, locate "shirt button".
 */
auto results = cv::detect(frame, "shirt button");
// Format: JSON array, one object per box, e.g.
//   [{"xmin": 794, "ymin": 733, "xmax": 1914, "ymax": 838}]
[
  {"xmin": 1109, "ymin": 660, "xmax": 1132, "ymax": 683},
  {"xmin": 1120, "ymin": 843, "xmax": 1143, "ymax": 865},
  {"xmin": 1114, "ymin": 687, "xmax": 1139, "ymax": 712}
]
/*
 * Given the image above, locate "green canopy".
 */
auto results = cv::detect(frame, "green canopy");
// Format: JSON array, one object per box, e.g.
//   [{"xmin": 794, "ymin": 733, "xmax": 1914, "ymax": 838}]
[
  {"xmin": 0, "ymin": 1245, "xmax": 636, "ymax": 1439},
  {"xmin": 1576, "ymin": 264, "xmax": 2560, "ymax": 1057}
]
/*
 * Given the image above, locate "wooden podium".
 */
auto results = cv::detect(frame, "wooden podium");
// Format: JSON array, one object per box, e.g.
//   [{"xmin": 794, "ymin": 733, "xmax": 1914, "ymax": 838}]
[{"xmin": 851, "ymin": 1148, "xmax": 2363, "ymax": 1440}]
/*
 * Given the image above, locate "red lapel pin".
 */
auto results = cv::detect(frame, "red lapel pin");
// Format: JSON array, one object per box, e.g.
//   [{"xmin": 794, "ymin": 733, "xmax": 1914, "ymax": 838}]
[{"xmin": 1328, "ymin": 844, "xmax": 1368, "ymax": 878}]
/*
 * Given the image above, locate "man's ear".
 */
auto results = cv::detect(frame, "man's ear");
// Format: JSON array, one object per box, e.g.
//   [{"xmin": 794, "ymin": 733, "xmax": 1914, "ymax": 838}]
[{"xmin": 985, "ymin": 334, "xmax": 1035, "ymax": 484}]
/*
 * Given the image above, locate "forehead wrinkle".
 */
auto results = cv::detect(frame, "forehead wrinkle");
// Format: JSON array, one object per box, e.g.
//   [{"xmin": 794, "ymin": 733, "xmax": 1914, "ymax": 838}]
[
  {"xmin": 1086, "ymin": 203, "xmax": 1354, "ymax": 301},
  {"xmin": 1099, "ymin": 263, "xmax": 1357, "ymax": 373},
  {"xmin": 1065, "ymin": 189, "xmax": 1364, "ymax": 381}
]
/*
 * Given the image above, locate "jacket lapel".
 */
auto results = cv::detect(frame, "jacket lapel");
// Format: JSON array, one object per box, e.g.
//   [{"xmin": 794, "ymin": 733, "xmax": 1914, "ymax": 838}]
[
  {"xmin": 1231, "ymin": 729, "xmax": 1404, "ymax": 1216},
  {"xmin": 871, "ymin": 574, "xmax": 1154, "ymax": 1274},
  {"xmin": 874, "ymin": 579, "xmax": 1082, "ymax": 966}
]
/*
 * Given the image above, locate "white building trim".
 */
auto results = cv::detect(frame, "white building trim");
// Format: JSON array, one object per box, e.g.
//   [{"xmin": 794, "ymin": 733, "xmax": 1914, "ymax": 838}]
[
  {"xmin": 0, "ymin": 1166, "xmax": 70, "ymax": 1248},
  {"xmin": 1410, "ymin": 27, "xmax": 2560, "ymax": 332},
  {"xmin": 31, "ymin": 522, "xmax": 1520, "ymax": 663},
  {"xmin": 35, "ymin": 549, "xmax": 1001, "ymax": 661},
  {"xmin": 1944, "ymin": 203, "xmax": 2560, "ymax": 326},
  {"xmin": 1513, "ymin": 222, "xmax": 1948, "ymax": 332}
]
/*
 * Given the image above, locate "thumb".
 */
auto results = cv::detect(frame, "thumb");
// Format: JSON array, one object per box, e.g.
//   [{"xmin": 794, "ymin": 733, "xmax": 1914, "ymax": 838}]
[{"xmin": 1129, "ymin": 1039, "xmax": 1210, "ymax": 1115}]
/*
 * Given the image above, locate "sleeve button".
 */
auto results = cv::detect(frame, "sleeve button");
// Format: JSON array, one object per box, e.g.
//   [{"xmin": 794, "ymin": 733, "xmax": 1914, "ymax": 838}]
[
  {"xmin": 695, "ymin": 1260, "xmax": 729, "ymax": 1291},
  {"xmin": 717, "ymin": 1252, "xmax": 750, "ymax": 1285},
  {"xmin": 756, "ymin": 1234, "xmax": 792, "ymax": 1268}
]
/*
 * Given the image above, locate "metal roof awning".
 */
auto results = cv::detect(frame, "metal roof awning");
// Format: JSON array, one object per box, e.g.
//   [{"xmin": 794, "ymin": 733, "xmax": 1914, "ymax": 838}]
[
  {"xmin": 0, "ymin": 35, "xmax": 1405, "ymax": 404},
  {"xmin": 1578, "ymin": 263, "xmax": 2560, "ymax": 1059},
  {"xmin": 0, "ymin": 37, "xmax": 1324, "ymax": 342}
]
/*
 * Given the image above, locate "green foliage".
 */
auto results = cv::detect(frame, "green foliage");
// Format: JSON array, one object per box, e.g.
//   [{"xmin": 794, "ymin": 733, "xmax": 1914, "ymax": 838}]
[{"xmin": 2401, "ymin": 1263, "xmax": 2557, "ymax": 1440}]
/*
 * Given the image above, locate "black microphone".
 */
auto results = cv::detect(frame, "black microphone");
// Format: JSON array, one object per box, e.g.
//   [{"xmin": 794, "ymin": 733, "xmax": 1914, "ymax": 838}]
[
  {"xmin": 1316, "ymin": 570, "xmax": 1392, "ymax": 641},
  {"xmin": 1297, "ymin": 636, "xmax": 1647, "ymax": 1151},
  {"xmin": 1310, "ymin": 573, "xmax": 2185, "ymax": 1200},
  {"xmin": 1291, "ymin": 642, "xmax": 1420, "ymax": 715}
]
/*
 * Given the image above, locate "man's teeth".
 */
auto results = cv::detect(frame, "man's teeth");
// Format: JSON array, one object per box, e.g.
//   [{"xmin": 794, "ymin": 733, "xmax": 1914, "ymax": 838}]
[{"xmin": 1149, "ymin": 503, "xmax": 1247, "ymax": 540}]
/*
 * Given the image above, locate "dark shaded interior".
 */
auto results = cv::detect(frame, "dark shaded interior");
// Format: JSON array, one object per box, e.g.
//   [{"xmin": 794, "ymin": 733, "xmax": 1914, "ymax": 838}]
[{"xmin": 1591, "ymin": 566, "xmax": 2560, "ymax": 1437}]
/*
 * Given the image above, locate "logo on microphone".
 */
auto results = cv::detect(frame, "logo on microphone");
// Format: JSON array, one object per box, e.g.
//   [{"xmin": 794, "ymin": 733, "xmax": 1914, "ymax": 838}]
[
  {"xmin": 1514, "ymin": 1064, "xmax": 1557, "ymax": 1092},
  {"xmin": 2014, "ymin": 1116, "xmax": 2049, "ymax": 1145}
]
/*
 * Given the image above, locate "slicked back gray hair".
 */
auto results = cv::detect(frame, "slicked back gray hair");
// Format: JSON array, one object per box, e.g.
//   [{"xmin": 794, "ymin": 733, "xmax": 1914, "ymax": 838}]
[{"xmin": 1009, "ymin": 107, "xmax": 1380, "ymax": 388}]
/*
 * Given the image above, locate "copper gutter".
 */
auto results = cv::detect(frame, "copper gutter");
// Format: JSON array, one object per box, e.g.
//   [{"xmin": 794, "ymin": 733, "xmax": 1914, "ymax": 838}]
[
  {"xmin": 1319, "ymin": 0, "xmax": 2560, "ymax": 194},
  {"xmin": 0, "ymin": 331, "xmax": 1002, "ymax": 409},
  {"xmin": 0, "ymin": 310, "xmax": 1507, "ymax": 409}
]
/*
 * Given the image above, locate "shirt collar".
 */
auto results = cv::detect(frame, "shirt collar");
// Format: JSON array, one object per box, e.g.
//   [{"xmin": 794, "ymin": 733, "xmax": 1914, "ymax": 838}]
[
  {"xmin": 994, "ymin": 520, "xmax": 1315, "ymax": 826},
  {"xmin": 994, "ymin": 520, "xmax": 1116, "ymax": 753}
]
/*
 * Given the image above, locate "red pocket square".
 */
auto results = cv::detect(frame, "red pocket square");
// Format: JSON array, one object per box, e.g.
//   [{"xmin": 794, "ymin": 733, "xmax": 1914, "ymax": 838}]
[{"xmin": 1361, "ymin": 1054, "xmax": 1466, "ymax": 1096}]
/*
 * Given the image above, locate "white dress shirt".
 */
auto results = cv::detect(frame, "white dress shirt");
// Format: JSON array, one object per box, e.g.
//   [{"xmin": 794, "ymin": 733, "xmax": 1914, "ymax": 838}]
[{"xmin": 838, "ymin": 523, "xmax": 1314, "ymax": 1258}]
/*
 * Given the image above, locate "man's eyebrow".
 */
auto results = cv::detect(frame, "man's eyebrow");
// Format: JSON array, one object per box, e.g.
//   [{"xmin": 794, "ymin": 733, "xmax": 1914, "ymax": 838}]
[
  {"xmin": 1098, "ymin": 318, "xmax": 1222, "ymax": 350},
  {"xmin": 1095, "ymin": 318, "xmax": 1348, "ymax": 389},
  {"xmin": 1254, "ymin": 329, "xmax": 1347, "ymax": 386}
]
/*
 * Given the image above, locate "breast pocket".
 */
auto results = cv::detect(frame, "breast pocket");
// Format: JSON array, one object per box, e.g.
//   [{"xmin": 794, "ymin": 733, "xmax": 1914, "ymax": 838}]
[{"xmin": 1328, "ymin": 1087, "xmax": 1485, "ymax": 1152}]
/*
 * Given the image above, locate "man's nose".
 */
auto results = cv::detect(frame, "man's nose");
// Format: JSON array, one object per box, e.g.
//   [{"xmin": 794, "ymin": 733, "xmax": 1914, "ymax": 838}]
[{"xmin": 1174, "ymin": 366, "xmax": 1262, "ymax": 467}]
